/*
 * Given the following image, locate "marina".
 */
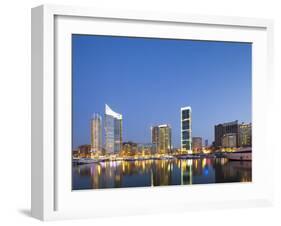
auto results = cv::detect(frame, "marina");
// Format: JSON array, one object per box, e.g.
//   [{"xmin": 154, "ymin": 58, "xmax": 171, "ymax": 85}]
[{"xmin": 72, "ymin": 157, "xmax": 252, "ymax": 189}]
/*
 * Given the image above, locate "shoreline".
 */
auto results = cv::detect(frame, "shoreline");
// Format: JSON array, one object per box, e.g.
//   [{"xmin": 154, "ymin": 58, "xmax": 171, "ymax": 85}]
[{"xmin": 72, "ymin": 154, "xmax": 221, "ymax": 165}]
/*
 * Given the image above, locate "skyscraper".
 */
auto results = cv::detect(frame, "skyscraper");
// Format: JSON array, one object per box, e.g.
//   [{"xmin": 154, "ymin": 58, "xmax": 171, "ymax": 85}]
[
  {"xmin": 181, "ymin": 106, "xmax": 192, "ymax": 152},
  {"xmin": 239, "ymin": 123, "xmax": 252, "ymax": 147},
  {"xmin": 104, "ymin": 104, "xmax": 122, "ymax": 154},
  {"xmin": 91, "ymin": 113, "xmax": 102, "ymax": 153},
  {"xmin": 151, "ymin": 124, "xmax": 171, "ymax": 154}
]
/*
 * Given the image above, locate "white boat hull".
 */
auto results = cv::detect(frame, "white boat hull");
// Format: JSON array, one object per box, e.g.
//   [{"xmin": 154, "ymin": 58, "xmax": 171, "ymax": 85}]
[
  {"xmin": 74, "ymin": 158, "xmax": 99, "ymax": 164},
  {"xmin": 226, "ymin": 152, "xmax": 252, "ymax": 161}
]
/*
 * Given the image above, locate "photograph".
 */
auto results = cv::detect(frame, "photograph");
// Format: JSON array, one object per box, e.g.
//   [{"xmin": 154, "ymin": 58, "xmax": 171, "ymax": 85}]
[{"xmin": 71, "ymin": 34, "xmax": 252, "ymax": 190}]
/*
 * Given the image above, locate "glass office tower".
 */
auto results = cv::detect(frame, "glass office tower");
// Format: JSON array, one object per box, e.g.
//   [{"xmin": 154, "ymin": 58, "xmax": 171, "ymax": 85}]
[
  {"xmin": 104, "ymin": 104, "xmax": 123, "ymax": 154},
  {"xmin": 91, "ymin": 113, "xmax": 102, "ymax": 153},
  {"xmin": 181, "ymin": 106, "xmax": 192, "ymax": 152}
]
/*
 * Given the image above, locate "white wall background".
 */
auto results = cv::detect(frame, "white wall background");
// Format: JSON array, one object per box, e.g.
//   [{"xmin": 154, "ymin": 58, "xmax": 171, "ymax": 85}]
[{"xmin": 0, "ymin": 0, "xmax": 280, "ymax": 225}]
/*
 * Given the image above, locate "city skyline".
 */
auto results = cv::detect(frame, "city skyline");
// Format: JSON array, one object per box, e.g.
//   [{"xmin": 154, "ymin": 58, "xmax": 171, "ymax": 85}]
[
  {"xmin": 78, "ymin": 103, "xmax": 251, "ymax": 153},
  {"xmin": 72, "ymin": 35, "xmax": 252, "ymax": 149}
]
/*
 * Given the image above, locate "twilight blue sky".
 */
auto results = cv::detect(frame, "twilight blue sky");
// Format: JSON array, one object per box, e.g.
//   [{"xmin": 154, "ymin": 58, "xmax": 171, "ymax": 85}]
[{"xmin": 72, "ymin": 35, "xmax": 252, "ymax": 149}]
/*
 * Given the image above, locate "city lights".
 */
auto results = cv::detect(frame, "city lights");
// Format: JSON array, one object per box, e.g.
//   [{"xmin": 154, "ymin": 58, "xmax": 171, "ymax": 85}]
[
  {"xmin": 73, "ymin": 104, "xmax": 252, "ymax": 163},
  {"xmin": 71, "ymin": 35, "xmax": 252, "ymax": 190}
]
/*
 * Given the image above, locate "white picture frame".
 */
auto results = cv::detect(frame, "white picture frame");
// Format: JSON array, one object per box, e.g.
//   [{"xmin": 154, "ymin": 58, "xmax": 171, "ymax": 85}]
[{"xmin": 31, "ymin": 4, "xmax": 274, "ymax": 221}]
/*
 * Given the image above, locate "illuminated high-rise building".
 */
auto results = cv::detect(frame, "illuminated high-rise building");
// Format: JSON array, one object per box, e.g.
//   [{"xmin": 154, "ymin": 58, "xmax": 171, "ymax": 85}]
[
  {"xmin": 104, "ymin": 104, "xmax": 123, "ymax": 154},
  {"xmin": 181, "ymin": 106, "xmax": 192, "ymax": 152},
  {"xmin": 239, "ymin": 122, "xmax": 252, "ymax": 147},
  {"xmin": 151, "ymin": 124, "xmax": 171, "ymax": 154},
  {"xmin": 91, "ymin": 113, "xmax": 102, "ymax": 153}
]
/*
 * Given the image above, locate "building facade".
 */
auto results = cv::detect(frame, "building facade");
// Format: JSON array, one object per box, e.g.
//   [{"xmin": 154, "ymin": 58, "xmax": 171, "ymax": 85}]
[
  {"xmin": 78, "ymin": 144, "xmax": 91, "ymax": 158},
  {"xmin": 192, "ymin": 137, "xmax": 202, "ymax": 153},
  {"xmin": 104, "ymin": 104, "xmax": 123, "ymax": 154},
  {"xmin": 222, "ymin": 133, "xmax": 237, "ymax": 148},
  {"xmin": 151, "ymin": 124, "xmax": 171, "ymax": 154},
  {"xmin": 138, "ymin": 143, "xmax": 157, "ymax": 155},
  {"xmin": 239, "ymin": 123, "xmax": 252, "ymax": 147},
  {"xmin": 214, "ymin": 120, "xmax": 238, "ymax": 148},
  {"xmin": 181, "ymin": 106, "xmax": 192, "ymax": 152},
  {"xmin": 122, "ymin": 141, "xmax": 138, "ymax": 156},
  {"xmin": 91, "ymin": 113, "xmax": 102, "ymax": 153}
]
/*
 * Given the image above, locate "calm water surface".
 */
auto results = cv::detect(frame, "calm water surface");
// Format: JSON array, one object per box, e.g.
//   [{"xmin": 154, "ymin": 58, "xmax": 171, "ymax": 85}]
[{"xmin": 72, "ymin": 158, "xmax": 251, "ymax": 190}]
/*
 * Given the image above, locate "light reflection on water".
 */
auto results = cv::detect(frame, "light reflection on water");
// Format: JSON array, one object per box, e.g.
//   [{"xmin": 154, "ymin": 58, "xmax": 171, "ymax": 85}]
[{"xmin": 72, "ymin": 158, "xmax": 252, "ymax": 190}]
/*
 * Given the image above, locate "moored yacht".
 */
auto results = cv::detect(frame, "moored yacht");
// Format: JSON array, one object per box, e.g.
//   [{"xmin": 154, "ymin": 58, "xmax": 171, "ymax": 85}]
[
  {"xmin": 225, "ymin": 147, "xmax": 252, "ymax": 161},
  {"xmin": 75, "ymin": 158, "xmax": 99, "ymax": 164}
]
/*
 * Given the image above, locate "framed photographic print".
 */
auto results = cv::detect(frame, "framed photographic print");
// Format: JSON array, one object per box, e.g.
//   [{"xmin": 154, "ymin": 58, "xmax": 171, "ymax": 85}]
[{"xmin": 31, "ymin": 4, "xmax": 274, "ymax": 221}]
